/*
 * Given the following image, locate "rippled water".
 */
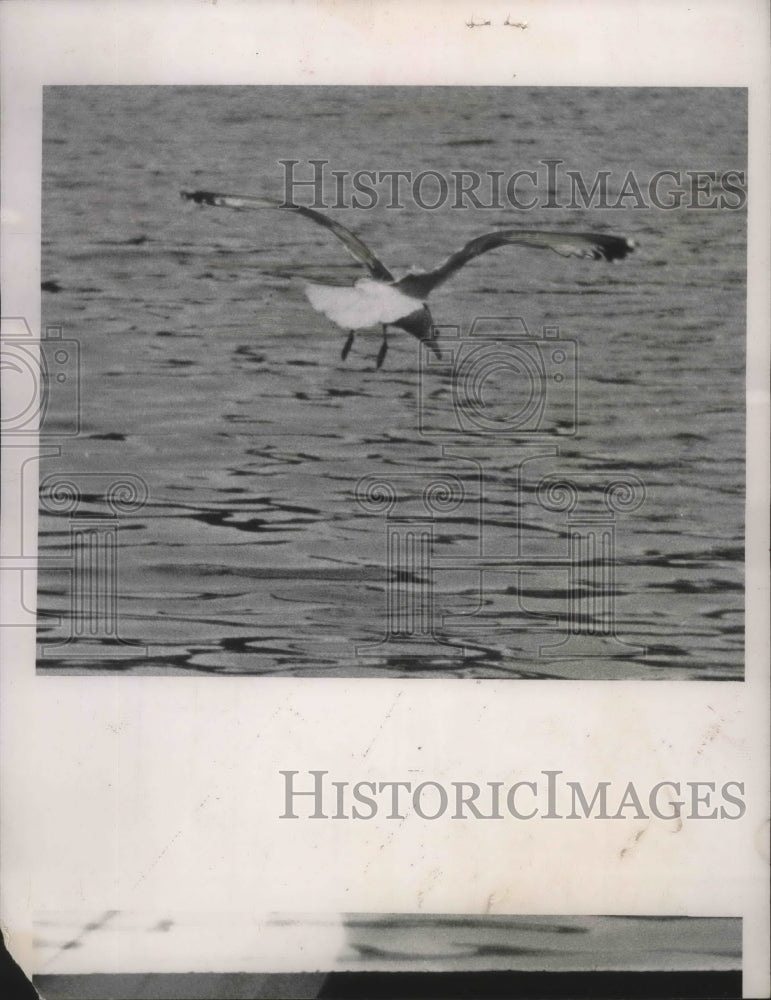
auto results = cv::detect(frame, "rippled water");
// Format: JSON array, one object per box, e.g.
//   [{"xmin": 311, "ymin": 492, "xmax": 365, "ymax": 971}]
[{"xmin": 38, "ymin": 87, "xmax": 746, "ymax": 678}]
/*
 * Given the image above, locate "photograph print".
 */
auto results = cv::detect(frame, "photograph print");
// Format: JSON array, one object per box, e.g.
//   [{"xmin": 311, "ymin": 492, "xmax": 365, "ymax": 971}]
[
  {"xmin": 33, "ymin": 912, "xmax": 741, "ymax": 1000},
  {"xmin": 36, "ymin": 85, "xmax": 746, "ymax": 679}
]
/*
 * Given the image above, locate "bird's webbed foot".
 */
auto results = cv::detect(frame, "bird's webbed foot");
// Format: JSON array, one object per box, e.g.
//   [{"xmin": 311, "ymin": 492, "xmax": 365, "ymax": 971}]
[{"xmin": 341, "ymin": 331, "xmax": 355, "ymax": 361}]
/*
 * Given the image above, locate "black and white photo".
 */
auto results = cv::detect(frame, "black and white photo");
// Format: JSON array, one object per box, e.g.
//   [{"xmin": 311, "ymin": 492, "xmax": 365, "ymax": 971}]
[
  {"xmin": 37, "ymin": 85, "xmax": 746, "ymax": 680},
  {"xmin": 1, "ymin": 2, "xmax": 768, "ymax": 997}
]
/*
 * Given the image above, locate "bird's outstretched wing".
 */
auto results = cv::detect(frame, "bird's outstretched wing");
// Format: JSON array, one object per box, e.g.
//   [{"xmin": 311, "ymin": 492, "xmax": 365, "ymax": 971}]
[
  {"xmin": 395, "ymin": 229, "xmax": 635, "ymax": 299},
  {"xmin": 180, "ymin": 190, "xmax": 394, "ymax": 282}
]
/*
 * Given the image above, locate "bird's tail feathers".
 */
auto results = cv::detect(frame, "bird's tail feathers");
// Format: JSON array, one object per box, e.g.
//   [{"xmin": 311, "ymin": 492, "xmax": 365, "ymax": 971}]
[
  {"xmin": 395, "ymin": 306, "xmax": 441, "ymax": 359},
  {"xmin": 425, "ymin": 334, "xmax": 442, "ymax": 361}
]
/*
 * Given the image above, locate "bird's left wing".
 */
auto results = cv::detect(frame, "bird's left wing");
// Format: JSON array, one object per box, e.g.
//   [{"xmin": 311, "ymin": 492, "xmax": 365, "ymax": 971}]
[
  {"xmin": 396, "ymin": 229, "xmax": 635, "ymax": 298},
  {"xmin": 181, "ymin": 190, "xmax": 394, "ymax": 281}
]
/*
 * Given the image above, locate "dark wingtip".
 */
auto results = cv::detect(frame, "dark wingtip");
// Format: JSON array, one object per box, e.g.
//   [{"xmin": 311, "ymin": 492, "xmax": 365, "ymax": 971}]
[
  {"xmin": 180, "ymin": 189, "xmax": 216, "ymax": 205},
  {"xmin": 597, "ymin": 234, "xmax": 636, "ymax": 262}
]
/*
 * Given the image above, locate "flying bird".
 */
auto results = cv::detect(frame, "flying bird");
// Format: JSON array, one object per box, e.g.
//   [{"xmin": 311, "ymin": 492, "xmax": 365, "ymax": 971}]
[{"xmin": 181, "ymin": 189, "xmax": 634, "ymax": 369}]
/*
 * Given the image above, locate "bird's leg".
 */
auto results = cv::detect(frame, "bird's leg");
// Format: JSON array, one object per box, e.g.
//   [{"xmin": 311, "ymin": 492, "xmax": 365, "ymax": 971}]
[
  {"xmin": 376, "ymin": 325, "xmax": 389, "ymax": 369},
  {"xmin": 341, "ymin": 330, "xmax": 355, "ymax": 361}
]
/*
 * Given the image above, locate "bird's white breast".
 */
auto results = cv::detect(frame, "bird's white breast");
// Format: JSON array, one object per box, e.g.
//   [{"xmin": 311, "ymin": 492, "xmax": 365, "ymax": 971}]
[{"xmin": 304, "ymin": 279, "xmax": 418, "ymax": 330}]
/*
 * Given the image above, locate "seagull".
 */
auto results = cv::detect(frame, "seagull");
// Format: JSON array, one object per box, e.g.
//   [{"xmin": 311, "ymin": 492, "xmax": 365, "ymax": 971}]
[{"xmin": 181, "ymin": 189, "xmax": 635, "ymax": 369}]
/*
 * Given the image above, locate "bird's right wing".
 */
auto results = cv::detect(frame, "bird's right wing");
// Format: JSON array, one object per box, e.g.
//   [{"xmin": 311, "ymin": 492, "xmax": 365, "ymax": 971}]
[
  {"xmin": 396, "ymin": 229, "xmax": 635, "ymax": 298},
  {"xmin": 180, "ymin": 190, "xmax": 394, "ymax": 282}
]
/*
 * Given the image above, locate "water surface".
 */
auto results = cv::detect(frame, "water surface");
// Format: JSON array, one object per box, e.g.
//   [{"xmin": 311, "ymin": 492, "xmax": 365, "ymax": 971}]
[{"xmin": 38, "ymin": 87, "xmax": 746, "ymax": 678}]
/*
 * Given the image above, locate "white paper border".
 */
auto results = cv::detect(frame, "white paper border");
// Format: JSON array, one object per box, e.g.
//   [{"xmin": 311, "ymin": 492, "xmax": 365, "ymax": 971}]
[{"xmin": 1, "ymin": 1, "xmax": 769, "ymax": 996}]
